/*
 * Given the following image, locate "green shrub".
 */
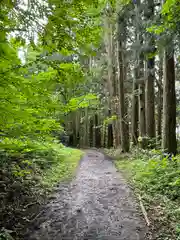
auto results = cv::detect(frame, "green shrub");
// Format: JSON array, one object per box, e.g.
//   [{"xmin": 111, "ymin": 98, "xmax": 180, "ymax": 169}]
[
  {"xmin": 115, "ymin": 149, "xmax": 180, "ymax": 239},
  {"xmin": 131, "ymin": 153, "xmax": 180, "ymax": 200},
  {"xmin": 0, "ymin": 137, "xmax": 83, "ymax": 239}
]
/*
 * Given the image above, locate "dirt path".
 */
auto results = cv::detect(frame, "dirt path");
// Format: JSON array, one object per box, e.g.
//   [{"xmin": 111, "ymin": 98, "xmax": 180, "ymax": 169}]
[{"xmin": 26, "ymin": 150, "xmax": 147, "ymax": 240}]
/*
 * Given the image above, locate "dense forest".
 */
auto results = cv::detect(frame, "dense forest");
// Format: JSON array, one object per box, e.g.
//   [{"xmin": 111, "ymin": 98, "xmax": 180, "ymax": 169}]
[{"xmin": 1, "ymin": 0, "xmax": 180, "ymax": 239}]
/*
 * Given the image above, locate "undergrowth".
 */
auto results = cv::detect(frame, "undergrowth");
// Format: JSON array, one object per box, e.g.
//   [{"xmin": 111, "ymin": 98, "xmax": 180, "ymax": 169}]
[
  {"xmin": 0, "ymin": 138, "xmax": 83, "ymax": 240},
  {"xmin": 107, "ymin": 148, "xmax": 180, "ymax": 240}
]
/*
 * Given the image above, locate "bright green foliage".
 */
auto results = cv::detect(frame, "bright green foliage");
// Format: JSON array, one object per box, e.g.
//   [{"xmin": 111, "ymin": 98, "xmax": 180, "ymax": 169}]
[
  {"xmin": 161, "ymin": 0, "xmax": 180, "ymax": 32},
  {"xmin": 115, "ymin": 150, "xmax": 180, "ymax": 239},
  {"xmin": 0, "ymin": 139, "xmax": 83, "ymax": 239},
  {"xmin": 42, "ymin": 0, "xmax": 102, "ymax": 54},
  {"xmin": 103, "ymin": 115, "xmax": 117, "ymax": 124},
  {"xmin": 42, "ymin": 147, "xmax": 83, "ymax": 187},
  {"xmin": 116, "ymin": 149, "xmax": 180, "ymax": 200},
  {"xmin": 148, "ymin": 0, "xmax": 180, "ymax": 39},
  {"xmin": 0, "ymin": 1, "xmax": 102, "ymax": 238},
  {"xmin": 0, "ymin": 0, "xmax": 101, "ymax": 187},
  {"xmin": 0, "ymin": 0, "xmax": 102, "ymax": 148},
  {"xmin": 130, "ymin": 153, "xmax": 180, "ymax": 200}
]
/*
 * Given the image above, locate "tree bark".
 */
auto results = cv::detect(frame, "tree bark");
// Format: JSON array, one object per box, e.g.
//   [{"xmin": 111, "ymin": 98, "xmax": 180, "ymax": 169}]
[
  {"xmin": 132, "ymin": 62, "xmax": 139, "ymax": 145},
  {"xmin": 134, "ymin": 0, "xmax": 146, "ymax": 148},
  {"xmin": 104, "ymin": 7, "xmax": 118, "ymax": 148},
  {"xmin": 145, "ymin": 0, "xmax": 156, "ymax": 145},
  {"xmin": 139, "ymin": 83, "xmax": 146, "ymax": 148},
  {"xmin": 145, "ymin": 57, "xmax": 155, "ymax": 138},
  {"xmin": 107, "ymin": 124, "xmax": 113, "ymax": 148},
  {"xmin": 157, "ymin": 56, "xmax": 163, "ymax": 144},
  {"xmin": 95, "ymin": 113, "xmax": 101, "ymax": 148},
  {"xmin": 162, "ymin": 50, "xmax": 177, "ymax": 154},
  {"xmin": 117, "ymin": 14, "xmax": 129, "ymax": 152},
  {"xmin": 139, "ymin": 47, "xmax": 146, "ymax": 148},
  {"xmin": 89, "ymin": 117, "xmax": 93, "ymax": 147}
]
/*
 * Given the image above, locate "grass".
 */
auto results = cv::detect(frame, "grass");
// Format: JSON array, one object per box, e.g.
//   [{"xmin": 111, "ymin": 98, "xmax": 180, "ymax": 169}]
[
  {"xmin": 107, "ymin": 148, "xmax": 180, "ymax": 240},
  {"xmin": 42, "ymin": 147, "xmax": 83, "ymax": 188},
  {"xmin": 0, "ymin": 140, "xmax": 84, "ymax": 240}
]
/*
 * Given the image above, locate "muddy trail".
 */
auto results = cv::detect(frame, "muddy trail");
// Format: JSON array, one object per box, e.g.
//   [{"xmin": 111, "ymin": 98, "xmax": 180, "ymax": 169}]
[{"xmin": 25, "ymin": 150, "xmax": 147, "ymax": 240}]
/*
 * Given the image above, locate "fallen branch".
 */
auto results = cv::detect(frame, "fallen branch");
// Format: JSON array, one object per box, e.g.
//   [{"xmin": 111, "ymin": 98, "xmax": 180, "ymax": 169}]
[
  {"xmin": 138, "ymin": 194, "xmax": 150, "ymax": 226},
  {"xmin": 30, "ymin": 210, "xmax": 44, "ymax": 223},
  {"xmin": 24, "ymin": 202, "xmax": 40, "ymax": 209}
]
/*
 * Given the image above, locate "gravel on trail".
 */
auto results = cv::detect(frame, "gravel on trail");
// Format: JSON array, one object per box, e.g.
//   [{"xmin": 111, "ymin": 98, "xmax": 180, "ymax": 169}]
[{"xmin": 25, "ymin": 150, "xmax": 147, "ymax": 240}]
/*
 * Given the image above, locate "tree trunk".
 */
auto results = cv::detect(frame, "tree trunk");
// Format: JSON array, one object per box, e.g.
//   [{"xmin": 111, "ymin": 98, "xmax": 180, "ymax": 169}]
[
  {"xmin": 103, "ymin": 123, "xmax": 107, "ymax": 148},
  {"xmin": 117, "ymin": 14, "xmax": 129, "ymax": 152},
  {"xmin": 157, "ymin": 56, "xmax": 163, "ymax": 144},
  {"xmin": 104, "ymin": 7, "xmax": 118, "ymax": 148},
  {"xmin": 134, "ymin": 0, "xmax": 146, "ymax": 148},
  {"xmin": 145, "ymin": 0, "xmax": 156, "ymax": 145},
  {"xmin": 138, "ymin": 46, "xmax": 146, "ymax": 148},
  {"xmin": 107, "ymin": 124, "xmax": 113, "ymax": 148},
  {"xmin": 145, "ymin": 57, "xmax": 155, "ymax": 139},
  {"xmin": 162, "ymin": 50, "xmax": 177, "ymax": 154},
  {"xmin": 81, "ymin": 108, "xmax": 89, "ymax": 148},
  {"xmin": 132, "ymin": 64, "xmax": 139, "ymax": 145},
  {"xmin": 139, "ymin": 82, "xmax": 146, "ymax": 148},
  {"xmin": 114, "ymin": 96, "xmax": 121, "ymax": 147},
  {"xmin": 95, "ymin": 113, "xmax": 101, "ymax": 148},
  {"xmin": 89, "ymin": 117, "xmax": 94, "ymax": 147}
]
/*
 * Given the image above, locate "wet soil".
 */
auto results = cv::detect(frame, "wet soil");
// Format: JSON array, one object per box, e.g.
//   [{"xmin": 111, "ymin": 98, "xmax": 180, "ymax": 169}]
[{"xmin": 25, "ymin": 150, "xmax": 147, "ymax": 240}]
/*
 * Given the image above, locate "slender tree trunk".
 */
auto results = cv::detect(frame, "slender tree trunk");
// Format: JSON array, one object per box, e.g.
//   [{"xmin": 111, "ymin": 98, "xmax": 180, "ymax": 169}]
[
  {"xmin": 145, "ymin": 0, "xmax": 156, "ymax": 145},
  {"xmin": 112, "ymin": 35, "xmax": 120, "ymax": 148},
  {"xmin": 134, "ymin": 0, "xmax": 146, "ymax": 148},
  {"xmin": 132, "ymin": 64, "xmax": 139, "ymax": 145},
  {"xmin": 139, "ymin": 51, "xmax": 146, "ymax": 148},
  {"xmin": 139, "ymin": 84, "xmax": 146, "ymax": 148},
  {"xmin": 79, "ymin": 110, "xmax": 84, "ymax": 148},
  {"xmin": 162, "ymin": 50, "xmax": 177, "ymax": 154},
  {"xmin": 145, "ymin": 57, "xmax": 155, "ymax": 138},
  {"xmin": 95, "ymin": 113, "xmax": 101, "ymax": 148},
  {"xmin": 107, "ymin": 124, "xmax": 113, "ymax": 148},
  {"xmin": 114, "ymin": 97, "xmax": 121, "ymax": 147},
  {"xmin": 117, "ymin": 14, "xmax": 129, "ymax": 152},
  {"xmin": 89, "ymin": 117, "xmax": 94, "ymax": 147},
  {"xmin": 157, "ymin": 56, "xmax": 163, "ymax": 144},
  {"xmin": 102, "ymin": 123, "xmax": 107, "ymax": 148},
  {"xmin": 104, "ymin": 8, "xmax": 118, "ymax": 148},
  {"xmin": 84, "ymin": 108, "xmax": 89, "ymax": 147},
  {"xmin": 75, "ymin": 111, "xmax": 80, "ymax": 147}
]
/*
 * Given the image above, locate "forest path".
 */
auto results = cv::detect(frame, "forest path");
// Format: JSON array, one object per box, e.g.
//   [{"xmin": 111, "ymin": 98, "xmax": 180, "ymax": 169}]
[{"xmin": 26, "ymin": 150, "xmax": 147, "ymax": 240}]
